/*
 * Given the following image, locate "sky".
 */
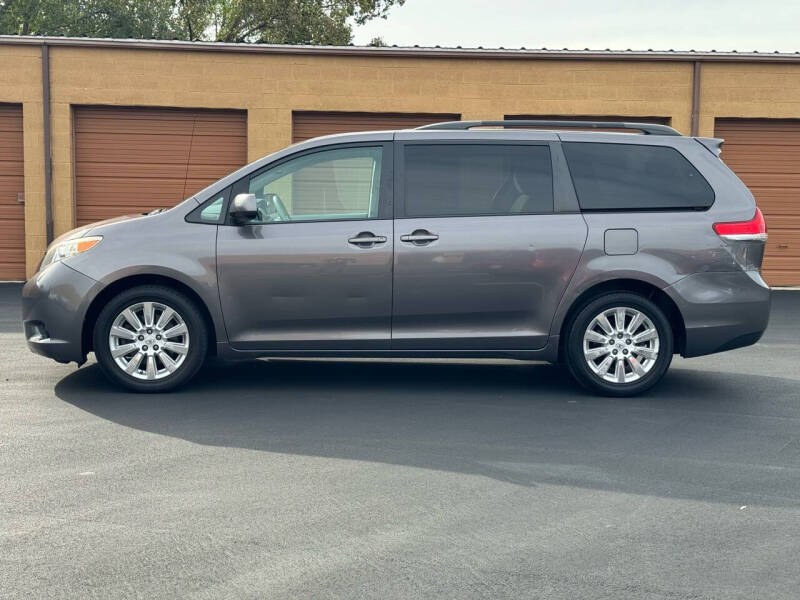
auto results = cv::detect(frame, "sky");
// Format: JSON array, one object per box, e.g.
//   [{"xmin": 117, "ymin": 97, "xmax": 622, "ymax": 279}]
[{"xmin": 352, "ymin": 0, "xmax": 800, "ymax": 53}]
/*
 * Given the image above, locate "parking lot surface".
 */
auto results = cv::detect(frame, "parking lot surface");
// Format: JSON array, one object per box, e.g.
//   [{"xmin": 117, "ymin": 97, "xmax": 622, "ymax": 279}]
[{"xmin": 2, "ymin": 283, "xmax": 799, "ymax": 599}]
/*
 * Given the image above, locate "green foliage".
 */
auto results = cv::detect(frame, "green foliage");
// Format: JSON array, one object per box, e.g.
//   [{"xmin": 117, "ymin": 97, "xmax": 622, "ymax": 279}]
[{"xmin": 0, "ymin": 0, "xmax": 403, "ymax": 43}]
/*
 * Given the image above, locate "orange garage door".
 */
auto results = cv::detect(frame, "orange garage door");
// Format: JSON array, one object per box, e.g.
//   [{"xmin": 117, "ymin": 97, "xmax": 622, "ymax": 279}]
[
  {"xmin": 292, "ymin": 111, "xmax": 460, "ymax": 143},
  {"xmin": 74, "ymin": 106, "xmax": 247, "ymax": 226},
  {"xmin": 0, "ymin": 104, "xmax": 24, "ymax": 280},
  {"xmin": 715, "ymin": 119, "xmax": 800, "ymax": 286}
]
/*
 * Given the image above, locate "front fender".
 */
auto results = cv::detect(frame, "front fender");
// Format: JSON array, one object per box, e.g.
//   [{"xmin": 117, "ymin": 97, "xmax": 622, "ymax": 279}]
[{"xmin": 64, "ymin": 212, "xmax": 226, "ymax": 346}]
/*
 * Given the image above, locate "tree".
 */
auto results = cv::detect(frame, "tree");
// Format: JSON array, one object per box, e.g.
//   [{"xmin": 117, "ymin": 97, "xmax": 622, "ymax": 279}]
[
  {"xmin": 0, "ymin": 0, "xmax": 404, "ymax": 44},
  {"xmin": 0, "ymin": 1, "xmax": 181, "ymax": 38}
]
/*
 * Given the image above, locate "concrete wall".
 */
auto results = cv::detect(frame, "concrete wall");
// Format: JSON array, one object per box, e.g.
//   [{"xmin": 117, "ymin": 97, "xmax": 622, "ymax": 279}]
[{"xmin": 2, "ymin": 40, "xmax": 800, "ymax": 277}]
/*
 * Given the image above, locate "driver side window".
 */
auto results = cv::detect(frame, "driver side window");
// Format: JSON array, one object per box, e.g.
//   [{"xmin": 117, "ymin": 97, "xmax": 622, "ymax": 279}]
[{"xmin": 246, "ymin": 146, "xmax": 383, "ymax": 224}]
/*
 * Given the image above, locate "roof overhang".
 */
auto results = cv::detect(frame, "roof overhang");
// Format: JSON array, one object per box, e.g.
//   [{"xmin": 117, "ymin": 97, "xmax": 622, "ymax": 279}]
[{"xmin": 2, "ymin": 35, "xmax": 800, "ymax": 63}]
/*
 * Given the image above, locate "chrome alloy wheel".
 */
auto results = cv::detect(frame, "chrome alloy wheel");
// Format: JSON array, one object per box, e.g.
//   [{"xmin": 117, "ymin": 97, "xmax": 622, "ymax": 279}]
[
  {"xmin": 108, "ymin": 301, "xmax": 190, "ymax": 381},
  {"xmin": 582, "ymin": 306, "xmax": 660, "ymax": 384}
]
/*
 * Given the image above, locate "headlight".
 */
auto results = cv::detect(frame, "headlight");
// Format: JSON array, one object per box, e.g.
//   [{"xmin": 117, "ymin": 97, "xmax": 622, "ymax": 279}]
[{"xmin": 40, "ymin": 236, "xmax": 102, "ymax": 269}]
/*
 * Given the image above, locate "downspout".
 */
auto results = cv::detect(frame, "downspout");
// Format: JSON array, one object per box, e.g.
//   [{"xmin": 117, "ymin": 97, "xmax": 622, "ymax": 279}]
[
  {"xmin": 41, "ymin": 42, "xmax": 53, "ymax": 244},
  {"xmin": 690, "ymin": 61, "xmax": 701, "ymax": 136}
]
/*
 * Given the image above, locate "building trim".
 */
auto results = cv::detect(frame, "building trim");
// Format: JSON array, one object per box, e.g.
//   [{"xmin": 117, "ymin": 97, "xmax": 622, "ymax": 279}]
[{"xmin": 3, "ymin": 35, "xmax": 800, "ymax": 63}]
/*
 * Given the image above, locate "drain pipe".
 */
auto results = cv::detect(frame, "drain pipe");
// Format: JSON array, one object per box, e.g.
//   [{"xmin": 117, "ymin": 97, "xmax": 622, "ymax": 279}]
[
  {"xmin": 41, "ymin": 42, "xmax": 53, "ymax": 244},
  {"xmin": 690, "ymin": 61, "xmax": 701, "ymax": 137}
]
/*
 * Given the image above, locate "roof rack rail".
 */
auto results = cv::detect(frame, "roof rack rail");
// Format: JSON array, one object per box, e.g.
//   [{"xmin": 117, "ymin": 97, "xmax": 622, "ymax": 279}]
[{"xmin": 416, "ymin": 120, "xmax": 681, "ymax": 136}]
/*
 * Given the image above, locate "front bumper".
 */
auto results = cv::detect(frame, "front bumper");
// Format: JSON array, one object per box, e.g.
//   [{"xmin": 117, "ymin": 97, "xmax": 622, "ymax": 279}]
[
  {"xmin": 22, "ymin": 262, "xmax": 100, "ymax": 364},
  {"xmin": 665, "ymin": 270, "xmax": 771, "ymax": 358}
]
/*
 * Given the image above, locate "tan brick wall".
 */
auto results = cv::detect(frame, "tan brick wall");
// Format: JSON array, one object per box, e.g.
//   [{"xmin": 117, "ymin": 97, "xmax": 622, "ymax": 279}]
[
  {"xmin": 0, "ymin": 45, "xmax": 45, "ymax": 276},
  {"xmin": 699, "ymin": 62, "xmax": 800, "ymax": 137},
  {"xmin": 3, "ymin": 41, "xmax": 800, "ymax": 277}
]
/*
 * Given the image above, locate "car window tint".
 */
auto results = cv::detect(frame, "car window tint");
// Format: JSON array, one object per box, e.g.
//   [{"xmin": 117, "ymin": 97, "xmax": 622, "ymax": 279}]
[
  {"xmin": 246, "ymin": 146, "xmax": 382, "ymax": 224},
  {"xmin": 563, "ymin": 142, "xmax": 715, "ymax": 211},
  {"xmin": 403, "ymin": 144, "xmax": 553, "ymax": 218}
]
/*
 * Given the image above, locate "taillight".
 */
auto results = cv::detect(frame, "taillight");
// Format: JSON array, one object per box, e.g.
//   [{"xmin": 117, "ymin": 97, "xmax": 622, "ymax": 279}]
[{"xmin": 713, "ymin": 208, "xmax": 767, "ymax": 242}]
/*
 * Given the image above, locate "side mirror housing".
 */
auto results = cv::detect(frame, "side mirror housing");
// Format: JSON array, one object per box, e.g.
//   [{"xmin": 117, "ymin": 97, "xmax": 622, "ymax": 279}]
[{"xmin": 230, "ymin": 193, "xmax": 257, "ymax": 224}]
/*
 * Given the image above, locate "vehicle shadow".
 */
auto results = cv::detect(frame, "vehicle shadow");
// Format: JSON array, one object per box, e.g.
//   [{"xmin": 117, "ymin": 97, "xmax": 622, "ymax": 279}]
[{"xmin": 55, "ymin": 358, "xmax": 800, "ymax": 508}]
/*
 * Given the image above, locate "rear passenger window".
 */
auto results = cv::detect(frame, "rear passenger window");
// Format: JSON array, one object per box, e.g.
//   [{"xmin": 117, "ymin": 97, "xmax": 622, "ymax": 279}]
[
  {"xmin": 403, "ymin": 145, "xmax": 553, "ymax": 217},
  {"xmin": 563, "ymin": 142, "xmax": 714, "ymax": 211}
]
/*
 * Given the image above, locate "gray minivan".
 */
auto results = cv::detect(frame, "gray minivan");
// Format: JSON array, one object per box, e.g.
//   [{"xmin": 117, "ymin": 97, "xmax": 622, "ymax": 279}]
[{"xmin": 22, "ymin": 120, "xmax": 771, "ymax": 396}]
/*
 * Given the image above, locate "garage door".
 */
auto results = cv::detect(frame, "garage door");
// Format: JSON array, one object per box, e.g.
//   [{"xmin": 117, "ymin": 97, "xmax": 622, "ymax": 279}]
[
  {"xmin": 0, "ymin": 104, "xmax": 24, "ymax": 280},
  {"xmin": 292, "ymin": 111, "xmax": 460, "ymax": 143},
  {"xmin": 74, "ymin": 106, "xmax": 247, "ymax": 226},
  {"xmin": 715, "ymin": 119, "xmax": 800, "ymax": 286}
]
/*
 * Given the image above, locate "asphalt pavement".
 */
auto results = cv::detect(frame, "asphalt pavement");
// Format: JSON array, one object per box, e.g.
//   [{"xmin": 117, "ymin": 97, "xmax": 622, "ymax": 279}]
[{"xmin": 1, "ymin": 283, "xmax": 799, "ymax": 599}]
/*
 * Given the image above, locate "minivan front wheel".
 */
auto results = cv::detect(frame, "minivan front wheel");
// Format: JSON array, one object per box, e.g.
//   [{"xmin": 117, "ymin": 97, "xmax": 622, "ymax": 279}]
[
  {"xmin": 565, "ymin": 292, "xmax": 673, "ymax": 396},
  {"xmin": 93, "ymin": 285, "xmax": 208, "ymax": 392}
]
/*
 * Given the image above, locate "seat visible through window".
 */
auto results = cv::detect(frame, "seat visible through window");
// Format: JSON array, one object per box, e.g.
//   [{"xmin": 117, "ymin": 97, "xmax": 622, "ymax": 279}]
[
  {"xmin": 403, "ymin": 144, "xmax": 553, "ymax": 218},
  {"xmin": 490, "ymin": 161, "xmax": 553, "ymax": 214}
]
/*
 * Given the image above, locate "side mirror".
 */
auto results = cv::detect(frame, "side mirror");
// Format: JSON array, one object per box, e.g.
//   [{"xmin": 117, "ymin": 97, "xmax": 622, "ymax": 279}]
[{"xmin": 230, "ymin": 193, "xmax": 257, "ymax": 224}]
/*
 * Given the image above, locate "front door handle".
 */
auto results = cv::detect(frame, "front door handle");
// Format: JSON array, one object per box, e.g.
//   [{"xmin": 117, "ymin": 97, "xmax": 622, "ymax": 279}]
[
  {"xmin": 348, "ymin": 232, "xmax": 387, "ymax": 248},
  {"xmin": 400, "ymin": 229, "xmax": 439, "ymax": 246}
]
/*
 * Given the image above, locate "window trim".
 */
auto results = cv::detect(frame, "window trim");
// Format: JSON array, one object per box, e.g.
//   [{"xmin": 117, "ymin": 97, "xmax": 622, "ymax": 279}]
[
  {"xmin": 394, "ymin": 140, "xmax": 559, "ymax": 220},
  {"xmin": 185, "ymin": 185, "xmax": 231, "ymax": 225},
  {"xmin": 562, "ymin": 141, "xmax": 716, "ymax": 213},
  {"xmin": 223, "ymin": 142, "xmax": 393, "ymax": 226}
]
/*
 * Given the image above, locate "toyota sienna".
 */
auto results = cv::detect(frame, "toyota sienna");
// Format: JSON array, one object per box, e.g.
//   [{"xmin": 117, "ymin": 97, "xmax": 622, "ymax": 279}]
[{"xmin": 22, "ymin": 120, "xmax": 771, "ymax": 395}]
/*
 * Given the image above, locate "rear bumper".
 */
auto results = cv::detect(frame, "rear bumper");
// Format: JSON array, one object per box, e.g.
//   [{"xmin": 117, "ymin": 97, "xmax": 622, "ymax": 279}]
[
  {"xmin": 665, "ymin": 270, "xmax": 771, "ymax": 358},
  {"xmin": 21, "ymin": 262, "xmax": 100, "ymax": 364}
]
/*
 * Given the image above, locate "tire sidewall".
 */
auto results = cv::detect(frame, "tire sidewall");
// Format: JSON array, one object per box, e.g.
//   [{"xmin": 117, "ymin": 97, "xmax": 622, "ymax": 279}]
[
  {"xmin": 566, "ymin": 292, "xmax": 673, "ymax": 397},
  {"xmin": 93, "ymin": 286, "xmax": 207, "ymax": 392}
]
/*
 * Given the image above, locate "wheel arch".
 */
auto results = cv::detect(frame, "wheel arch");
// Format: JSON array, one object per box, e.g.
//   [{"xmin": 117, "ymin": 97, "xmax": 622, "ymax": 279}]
[
  {"xmin": 81, "ymin": 273, "xmax": 219, "ymax": 359},
  {"xmin": 556, "ymin": 278, "xmax": 685, "ymax": 361}
]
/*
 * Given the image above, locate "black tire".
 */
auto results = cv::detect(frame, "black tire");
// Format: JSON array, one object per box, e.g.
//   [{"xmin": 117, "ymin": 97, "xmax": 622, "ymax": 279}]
[
  {"xmin": 93, "ymin": 285, "xmax": 208, "ymax": 392},
  {"xmin": 565, "ymin": 292, "xmax": 673, "ymax": 397}
]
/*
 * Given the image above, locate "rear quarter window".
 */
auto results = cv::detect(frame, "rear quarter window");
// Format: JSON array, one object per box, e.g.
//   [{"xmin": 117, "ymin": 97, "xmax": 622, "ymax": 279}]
[{"xmin": 563, "ymin": 142, "xmax": 714, "ymax": 211}]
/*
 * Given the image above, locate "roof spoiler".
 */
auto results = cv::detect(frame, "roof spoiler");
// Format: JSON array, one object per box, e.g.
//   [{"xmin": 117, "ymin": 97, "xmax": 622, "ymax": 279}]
[
  {"xmin": 416, "ymin": 120, "xmax": 682, "ymax": 136},
  {"xmin": 695, "ymin": 137, "xmax": 724, "ymax": 156}
]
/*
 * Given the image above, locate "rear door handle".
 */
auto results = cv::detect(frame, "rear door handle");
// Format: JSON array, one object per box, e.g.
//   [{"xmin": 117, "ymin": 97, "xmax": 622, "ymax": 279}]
[
  {"xmin": 348, "ymin": 232, "xmax": 387, "ymax": 248},
  {"xmin": 400, "ymin": 229, "xmax": 439, "ymax": 246}
]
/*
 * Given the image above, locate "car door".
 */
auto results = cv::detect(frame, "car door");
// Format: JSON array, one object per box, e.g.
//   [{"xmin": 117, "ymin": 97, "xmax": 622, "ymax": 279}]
[
  {"xmin": 217, "ymin": 143, "xmax": 394, "ymax": 350},
  {"xmin": 392, "ymin": 137, "xmax": 587, "ymax": 350}
]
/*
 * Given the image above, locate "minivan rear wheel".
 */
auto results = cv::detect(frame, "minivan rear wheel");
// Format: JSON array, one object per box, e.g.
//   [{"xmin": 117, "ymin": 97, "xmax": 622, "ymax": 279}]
[
  {"xmin": 565, "ymin": 292, "xmax": 673, "ymax": 396},
  {"xmin": 93, "ymin": 285, "xmax": 208, "ymax": 392}
]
